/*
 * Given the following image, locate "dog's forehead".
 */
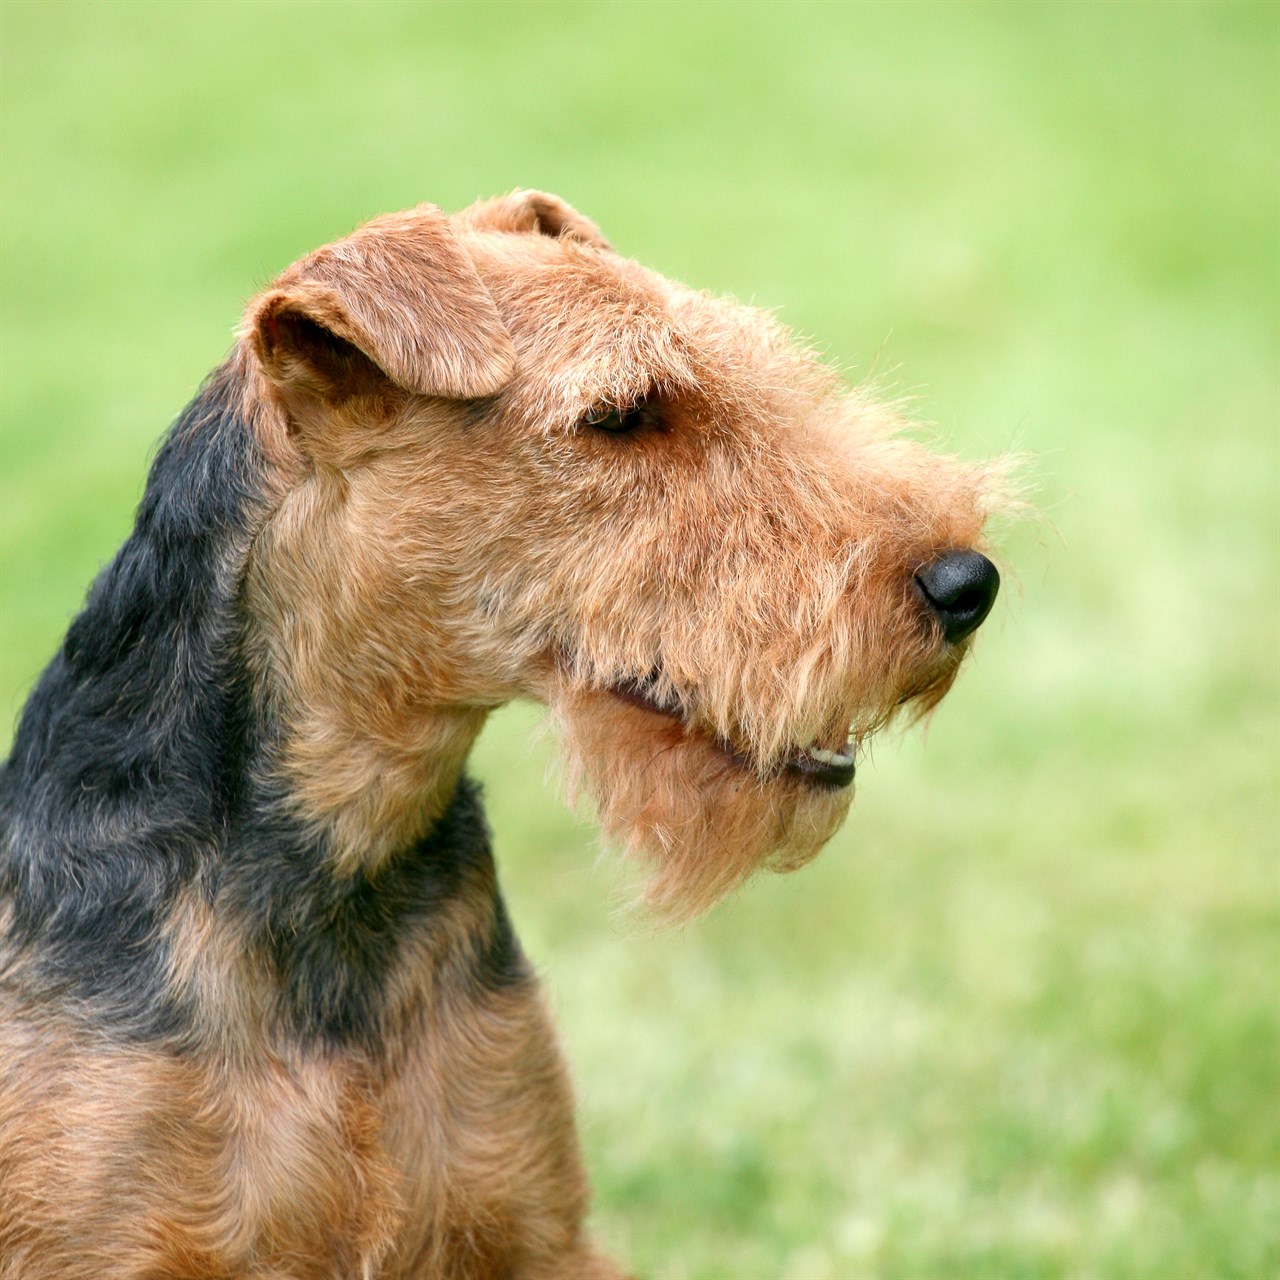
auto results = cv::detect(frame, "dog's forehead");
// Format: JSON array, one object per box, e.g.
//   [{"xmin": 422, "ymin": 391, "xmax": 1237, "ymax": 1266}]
[{"xmin": 461, "ymin": 228, "xmax": 836, "ymax": 419}]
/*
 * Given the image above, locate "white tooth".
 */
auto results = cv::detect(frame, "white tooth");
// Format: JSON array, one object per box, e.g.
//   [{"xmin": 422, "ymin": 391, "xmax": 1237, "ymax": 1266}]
[
  {"xmin": 810, "ymin": 748, "xmax": 835, "ymax": 763},
  {"xmin": 830, "ymin": 751, "xmax": 853, "ymax": 766}
]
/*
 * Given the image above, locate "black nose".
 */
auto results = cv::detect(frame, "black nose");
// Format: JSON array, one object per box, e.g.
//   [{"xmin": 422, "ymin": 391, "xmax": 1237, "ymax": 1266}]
[{"xmin": 915, "ymin": 551, "xmax": 1000, "ymax": 644}]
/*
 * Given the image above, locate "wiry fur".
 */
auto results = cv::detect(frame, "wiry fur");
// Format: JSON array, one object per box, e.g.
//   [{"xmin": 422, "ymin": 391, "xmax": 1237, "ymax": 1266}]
[{"xmin": 0, "ymin": 191, "xmax": 1002, "ymax": 1277}]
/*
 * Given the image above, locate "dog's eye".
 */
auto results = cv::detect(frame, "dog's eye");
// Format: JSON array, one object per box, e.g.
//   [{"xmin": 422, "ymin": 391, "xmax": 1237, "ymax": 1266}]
[
  {"xmin": 583, "ymin": 399, "xmax": 657, "ymax": 434},
  {"xmin": 584, "ymin": 404, "xmax": 637, "ymax": 433}
]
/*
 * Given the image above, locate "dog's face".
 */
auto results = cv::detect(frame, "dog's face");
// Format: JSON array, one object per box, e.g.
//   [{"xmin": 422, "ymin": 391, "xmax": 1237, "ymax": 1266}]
[{"xmin": 245, "ymin": 193, "xmax": 1001, "ymax": 912}]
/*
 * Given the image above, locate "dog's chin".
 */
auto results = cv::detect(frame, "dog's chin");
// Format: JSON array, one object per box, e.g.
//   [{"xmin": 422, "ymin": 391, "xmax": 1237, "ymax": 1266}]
[{"xmin": 550, "ymin": 686, "xmax": 853, "ymax": 919}]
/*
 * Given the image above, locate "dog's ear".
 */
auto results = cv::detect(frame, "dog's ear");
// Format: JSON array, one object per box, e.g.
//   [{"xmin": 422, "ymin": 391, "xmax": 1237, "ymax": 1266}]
[
  {"xmin": 246, "ymin": 204, "xmax": 515, "ymax": 403},
  {"xmin": 453, "ymin": 189, "xmax": 612, "ymax": 251}
]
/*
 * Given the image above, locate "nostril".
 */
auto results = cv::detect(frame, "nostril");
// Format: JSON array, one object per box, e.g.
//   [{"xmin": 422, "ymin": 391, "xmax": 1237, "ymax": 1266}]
[{"xmin": 915, "ymin": 551, "xmax": 1000, "ymax": 644}]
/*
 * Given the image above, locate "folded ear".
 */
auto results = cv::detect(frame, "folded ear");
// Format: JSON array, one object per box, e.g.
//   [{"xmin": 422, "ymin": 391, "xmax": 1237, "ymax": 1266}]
[
  {"xmin": 453, "ymin": 189, "xmax": 612, "ymax": 251},
  {"xmin": 246, "ymin": 204, "xmax": 516, "ymax": 403}
]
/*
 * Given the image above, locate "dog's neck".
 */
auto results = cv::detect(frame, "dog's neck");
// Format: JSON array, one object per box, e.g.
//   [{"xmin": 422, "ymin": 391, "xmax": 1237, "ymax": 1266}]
[
  {"xmin": 0, "ymin": 357, "xmax": 510, "ymax": 1048},
  {"xmin": 3, "ymin": 359, "xmax": 265, "ymax": 861},
  {"xmin": 241, "ymin": 366, "xmax": 494, "ymax": 877}
]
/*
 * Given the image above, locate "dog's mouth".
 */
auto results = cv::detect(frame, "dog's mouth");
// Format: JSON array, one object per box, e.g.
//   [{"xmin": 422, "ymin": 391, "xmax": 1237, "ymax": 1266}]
[{"xmin": 608, "ymin": 677, "xmax": 857, "ymax": 789}]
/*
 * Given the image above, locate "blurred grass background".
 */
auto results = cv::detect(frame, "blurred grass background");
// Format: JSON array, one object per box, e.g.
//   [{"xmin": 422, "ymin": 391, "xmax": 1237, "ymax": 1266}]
[{"xmin": 1, "ymin": 2, "xmax": 1276, "ymax": 1276}]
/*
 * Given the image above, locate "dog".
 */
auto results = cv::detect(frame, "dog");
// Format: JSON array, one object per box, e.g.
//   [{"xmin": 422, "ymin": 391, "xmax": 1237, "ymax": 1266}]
[{"xmin": 0, "ymin": 190, "xmax": 1001, "ymax": 1278}]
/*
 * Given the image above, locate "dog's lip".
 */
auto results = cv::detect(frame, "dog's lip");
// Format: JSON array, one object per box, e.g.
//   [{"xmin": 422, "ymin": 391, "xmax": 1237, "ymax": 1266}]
[
  {"xmin": 784, "ymin": 747, "xmax": 857, "ymax": 788},
  {"xmin": 606, "ymin": 680, "xmax": 856, "ymax": 789}
]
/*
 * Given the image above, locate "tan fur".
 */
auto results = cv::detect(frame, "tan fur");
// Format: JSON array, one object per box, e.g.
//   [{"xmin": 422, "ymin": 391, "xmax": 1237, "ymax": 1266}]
[
  {"xmin": 2, "ymin": 191, "xmax": 1004, "ymax": 1277},
  {"xmin": 0, "ymin": 1016, "xmax": 396, "ymax": 1278}
]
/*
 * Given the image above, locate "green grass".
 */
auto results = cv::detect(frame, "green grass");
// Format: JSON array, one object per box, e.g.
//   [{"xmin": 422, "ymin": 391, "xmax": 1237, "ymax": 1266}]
[{"xmin": 2, "ymin": 2, "xmax": 1277, "ymax": 1276}]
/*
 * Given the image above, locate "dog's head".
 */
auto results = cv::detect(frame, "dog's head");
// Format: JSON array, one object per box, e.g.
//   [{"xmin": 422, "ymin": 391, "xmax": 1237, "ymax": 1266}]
[{"xmin": 242, "ymin": 192, "xmax": 1005, "ymax": 914}]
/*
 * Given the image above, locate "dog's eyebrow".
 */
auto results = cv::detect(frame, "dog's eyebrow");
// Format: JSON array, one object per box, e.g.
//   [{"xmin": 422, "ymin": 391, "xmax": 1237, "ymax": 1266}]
[{"xmin": 580, "ymin": 381, "xmax": 664, "ymax": 414}]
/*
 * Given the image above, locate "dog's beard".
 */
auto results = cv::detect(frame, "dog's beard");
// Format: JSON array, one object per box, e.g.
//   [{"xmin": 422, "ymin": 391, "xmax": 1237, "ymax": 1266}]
[{"xmin": 552, "ymin": 688, "xmax": 852, "ymax": 920}]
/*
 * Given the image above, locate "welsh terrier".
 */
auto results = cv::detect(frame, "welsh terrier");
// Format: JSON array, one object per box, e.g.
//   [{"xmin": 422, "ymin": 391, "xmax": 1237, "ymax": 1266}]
[{"xmin": 0, "ymin": 191, "xmax": 1002, "ymax": 1278}]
